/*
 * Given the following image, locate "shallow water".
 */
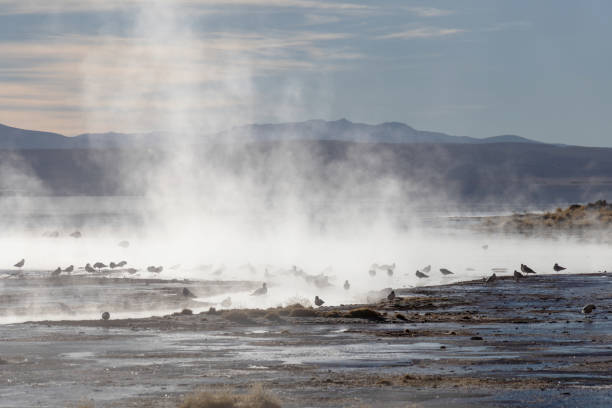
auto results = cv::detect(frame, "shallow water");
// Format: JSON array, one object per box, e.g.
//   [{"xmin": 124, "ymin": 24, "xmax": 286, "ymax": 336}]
[{"xmin": 1, "ymin": 274, "xmax": 611, "ymax": 407}]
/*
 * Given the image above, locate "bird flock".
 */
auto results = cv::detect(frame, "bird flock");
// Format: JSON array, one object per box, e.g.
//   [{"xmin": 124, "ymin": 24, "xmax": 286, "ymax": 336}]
[{"xmin": 8, "ymin": 248, "xmax": 599, "ymax": 318}]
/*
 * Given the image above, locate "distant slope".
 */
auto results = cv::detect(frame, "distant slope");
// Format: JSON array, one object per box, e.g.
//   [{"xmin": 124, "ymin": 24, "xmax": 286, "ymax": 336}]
[
  {"xmin": 2, "ymin": 141, "xmax": 612, "ymax": 205},
  {"xmin": 217, "ymin": 119, "xmax": 542, "ymax": 145},
  {"xmin": 479, "ymin": 134, "xmax": 542, "ymax": 144},
  {"xmin": 0, "ymin": 123, "xmax": 69, "ymax": 149},
  {"xmin": 0, "ymin": 119, "xmax": 543, "ymax": 149}
]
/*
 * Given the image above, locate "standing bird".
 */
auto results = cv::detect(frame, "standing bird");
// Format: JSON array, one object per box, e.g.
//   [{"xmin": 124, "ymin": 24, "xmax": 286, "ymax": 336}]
[
  {"xmin": 521, "ymin": 264, "xmax": 536, "ymax": 274},
  {"xmin": 485, "ymin": 273, "xmax": 497, "ymax": 284},
  {"xmin": 553, "ymin": 263, "xmax": 566, "ymax": 272},
  {"xmin": 14, "ymin": 259, "xmax": 25, "ymax": 268},
  {"xmin": 314, "ymin": 296, "xmax": 325, "ymax": 307},
  {"xmin": 117, "ymin": 261, "xmax": 127, "ymax": 267},
  {"xmin": 251, "ymin": 283, "xmax": 267, "ymax": 296},
  {"xmin": 415, "ymin": 270, "xmax": 429, "ymax": 279},
  {"xmin": 343, "ymin": 280, "xmax": 350, "ymax": 290},
  {"xmin": 422, "ymin": 265, "xmax": 431, "ymax": 273},
  {"xmin": 64, "ymin": 265, "xmax": 74, "ymax": 273},
  {"xmin": 513, "ymin": 270, "xmax": 524, "ymax": 281},
  {"xmin": 93, "ymin": 262, "xmax": 106, "ymax": 271},
  {"xmin": 109, "ymin": 262, "xmax": 118, "ymax": 269},
  {"xmin": 582, "ymin": 304, "xmax": 596, "ymax": 315},
  {"xmin": 51, "ymin": 267, "xmax": 62, "ymax": 277},
  {"xmin": 85, "ymin": 263, "xmax": 96, "ymax": 273},
  {"xmin": 387, "ymin": 290, "xmax": 396, "ymax": 301},
  {"xmin": 440, "ymin": 268, "xmax": 454, "ymax": 275}
]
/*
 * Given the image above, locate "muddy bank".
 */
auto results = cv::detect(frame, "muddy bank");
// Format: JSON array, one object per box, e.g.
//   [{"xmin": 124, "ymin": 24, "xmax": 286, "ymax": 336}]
[{"xmin": 1, "ymin": 273, "xmax": 611, "ymax": 407}]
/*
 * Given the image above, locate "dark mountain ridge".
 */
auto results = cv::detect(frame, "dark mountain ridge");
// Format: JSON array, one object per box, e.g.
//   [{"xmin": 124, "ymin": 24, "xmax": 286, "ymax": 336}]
[{"xmin": 0, "ymin": 119, "xmax": 542, "ymax": 149}]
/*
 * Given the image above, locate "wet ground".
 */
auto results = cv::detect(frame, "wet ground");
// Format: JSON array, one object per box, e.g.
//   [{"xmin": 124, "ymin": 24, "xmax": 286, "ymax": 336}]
[{"xmin": 1, "ymin": 273, "xmax": 611, "ymax": 407}]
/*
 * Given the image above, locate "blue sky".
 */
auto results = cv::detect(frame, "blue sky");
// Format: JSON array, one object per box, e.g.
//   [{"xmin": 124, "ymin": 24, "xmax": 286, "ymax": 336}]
[{"xmin": 0, "ymin": 0, "xmax": 610, "ymax": 146}]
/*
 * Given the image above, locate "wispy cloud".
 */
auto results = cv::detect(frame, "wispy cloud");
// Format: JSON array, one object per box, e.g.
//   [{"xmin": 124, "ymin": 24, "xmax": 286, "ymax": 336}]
[
  {"xmin": 303, "ymin": 13, "xmax": 342, "ymax": 26},
  {"xmin": 484, "ymin": 21, "xmax": 533, "ymax": 32},
  {"xmin": 0, "ymin": 0, "xmax": 371, "ymax": 15},
  {"xmin": 378, "ymin": 26, "xmax": 466, "ymax": 40},
  {"xmin": 0, "ymin": 28, "xmax": 359, "ymax": 134},
  {"xmin": 404, "ymin": 7, "xmax": 454, "ymax": 18}
]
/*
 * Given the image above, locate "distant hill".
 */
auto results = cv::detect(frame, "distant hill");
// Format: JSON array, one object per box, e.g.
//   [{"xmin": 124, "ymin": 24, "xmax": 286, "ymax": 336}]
[
  {"xmin": 1, "ymin": 140, "xmax": 611, "ymax": 206},
  {"xmin": 216, "ymin": 119, "xmax": 542, "ymax": 145},
  {"xmin": 0, "ymin": 119, "xmax": 542, "ymax": 149},
  {"xmin": 0, "ymin": 123, "xmax": 69, "ymax": 149}
]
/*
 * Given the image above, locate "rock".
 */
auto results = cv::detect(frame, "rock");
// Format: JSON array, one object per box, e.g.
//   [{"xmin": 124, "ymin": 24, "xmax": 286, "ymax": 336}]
[
  {"xmin": 182, "ymin": 287, "xmax": 196, "ymax": 298},
  {"xmin": 582, "ymin": 304, "xmax": 596, "ymax": 314}
]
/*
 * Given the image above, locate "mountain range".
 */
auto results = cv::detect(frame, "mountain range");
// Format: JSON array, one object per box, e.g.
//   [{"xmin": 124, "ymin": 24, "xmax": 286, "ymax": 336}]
[
  {"xmin": 0, "ymin": 119, "xmax": 541, "ymax": 149},
  {"xmin": 2, "ymin": 119, "xmax": 612, "ymax": 205}
]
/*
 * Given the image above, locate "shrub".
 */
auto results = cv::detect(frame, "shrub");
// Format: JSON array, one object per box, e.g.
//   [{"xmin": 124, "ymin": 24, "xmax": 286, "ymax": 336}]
[{"xmin": 179, "ymin": 385, "xmax": 281, "ymax": 408}]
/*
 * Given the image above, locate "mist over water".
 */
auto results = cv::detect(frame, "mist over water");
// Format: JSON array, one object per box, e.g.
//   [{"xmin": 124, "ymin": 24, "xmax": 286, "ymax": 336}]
[
  {"xmin": 1, "ymin": 191, "xmax": 611, "ymax": 325},
  {"xmin": 1, "ymin": 2, "xmax": 610, "ymax": 325}
]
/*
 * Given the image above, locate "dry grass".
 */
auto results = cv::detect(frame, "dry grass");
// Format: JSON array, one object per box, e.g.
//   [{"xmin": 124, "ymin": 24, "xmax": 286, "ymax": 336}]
[
  {"xmin": 223, "ymin": 310, "xmax": 254, "ymax": 324},
  {"xmin": 345, "ymin": 308, "xmax": 385, "ymax": 321},
  {"xmin": 179, "ymin": 385, "xmax": 281, "ymax": 408},
  {"xmin": 275, "ymin": 303, "xmax": 308, "ymax": 316},
  {"xmin": 289, "ymin": 307, "xmax": 320, "ymax": 317},
  {"xmin": 264, "ymin": 311, "xmax": 282, "ymax": 321},
  {"xmin": 486, "ymin": 200, "xmax": 612, "ymax": 231},
  {"xmin": 247, "ymin": 309, "xmax": 268, "ymax": 318}
]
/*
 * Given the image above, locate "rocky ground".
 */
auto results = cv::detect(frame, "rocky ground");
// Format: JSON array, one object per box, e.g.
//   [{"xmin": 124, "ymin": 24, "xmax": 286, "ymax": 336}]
[
  {"xmin": 1, "ymin": 273, "xmax": 611, "ymax": 407},
  {"xmin": 466, "ymin": 200, "xmax": 612, "ymax": 235}
]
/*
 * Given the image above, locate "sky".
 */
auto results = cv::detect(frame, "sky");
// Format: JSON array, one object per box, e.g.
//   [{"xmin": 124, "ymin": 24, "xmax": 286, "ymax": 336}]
[{"xmin": 0, "ymin": 0, "xmax": 610, "ymax": 146}]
